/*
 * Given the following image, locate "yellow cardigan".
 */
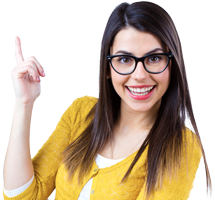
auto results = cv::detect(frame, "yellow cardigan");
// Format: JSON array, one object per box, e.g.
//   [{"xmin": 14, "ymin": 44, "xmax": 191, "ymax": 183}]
[{"xmin": 3, "ymin": 96, "xmax": 202, "ymax": 200}]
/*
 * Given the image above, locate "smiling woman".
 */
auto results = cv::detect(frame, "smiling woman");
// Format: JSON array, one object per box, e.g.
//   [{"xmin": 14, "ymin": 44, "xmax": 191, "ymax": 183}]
[
  {"xmin": 108, "ymin": 29, "xmax": 171, "ymax": 112},
  {"xmin": 3, "ymin": 1, "xmax": 212, "ymax": 200}
]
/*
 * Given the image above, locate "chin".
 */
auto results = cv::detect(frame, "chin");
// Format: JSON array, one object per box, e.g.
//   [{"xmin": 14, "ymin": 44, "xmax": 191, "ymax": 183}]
[{"xmin": 122, "ymin": 99, "xmax": 154, "ymax": 113}]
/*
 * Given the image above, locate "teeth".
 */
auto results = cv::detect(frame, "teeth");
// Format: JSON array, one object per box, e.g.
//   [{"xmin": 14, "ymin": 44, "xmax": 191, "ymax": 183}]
[
  {"xmin": 127, "ymin": 86, "xmax": 154, "ymax": 96},
  {"xmin": 128, "ymin": 86, "xmax": 153, "ymax": 92},
  {"xmin": 141, "ymin": 88, "xmax": 145, "ymax": 92}
]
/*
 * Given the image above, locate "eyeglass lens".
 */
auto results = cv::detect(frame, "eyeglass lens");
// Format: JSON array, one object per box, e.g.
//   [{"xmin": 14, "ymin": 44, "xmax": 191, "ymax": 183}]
[{"xmin": 111, "ymin": 55, "xmax": 169, "ymax": 74}]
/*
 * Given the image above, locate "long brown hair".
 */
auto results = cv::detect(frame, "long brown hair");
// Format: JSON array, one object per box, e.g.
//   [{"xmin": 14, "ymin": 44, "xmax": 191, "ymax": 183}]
[{"xmin": 60, "ymin": 1, "xmax": 212, "ymax": 198}]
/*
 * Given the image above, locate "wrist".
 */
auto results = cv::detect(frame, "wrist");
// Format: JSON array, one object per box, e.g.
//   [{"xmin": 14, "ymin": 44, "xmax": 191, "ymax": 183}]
[
  {"xmin": 15, "ymin": 100, "xmax": 34, "ymax": 108},
  {"xmin": 14, "ymin": 102, "xmax": 34, "ymax": 115}
]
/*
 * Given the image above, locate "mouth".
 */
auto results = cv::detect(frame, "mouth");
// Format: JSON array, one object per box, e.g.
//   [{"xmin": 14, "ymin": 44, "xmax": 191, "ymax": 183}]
[{"xmin": 125, "ymin": 85, "xmax": 156, "ymax": 96}]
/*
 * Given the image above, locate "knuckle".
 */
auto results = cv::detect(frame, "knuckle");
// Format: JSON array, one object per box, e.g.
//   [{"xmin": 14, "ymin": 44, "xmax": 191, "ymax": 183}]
[
  {"xmin": 26, "ymin": 65, "xmax": 32, "ymax": 70},
  {"xmin": 29, "ymin": 60, "xmax": 35, "ymax": 66}
]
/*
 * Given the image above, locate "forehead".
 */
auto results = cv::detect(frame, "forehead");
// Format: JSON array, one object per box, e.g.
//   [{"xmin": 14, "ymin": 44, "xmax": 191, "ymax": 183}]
[{"xmin": 111, "ymin": 27, "xmax": 165, "ymax": 56}]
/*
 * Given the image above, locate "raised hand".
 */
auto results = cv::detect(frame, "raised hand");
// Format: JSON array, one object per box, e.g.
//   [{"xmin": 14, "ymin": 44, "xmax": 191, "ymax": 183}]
[{"xmin": 11, "ymin": 36, "xmax": 46, "ymax": 105}]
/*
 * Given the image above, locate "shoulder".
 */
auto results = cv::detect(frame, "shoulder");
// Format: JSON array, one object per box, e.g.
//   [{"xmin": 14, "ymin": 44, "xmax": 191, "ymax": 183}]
[
  {"xmin": 68, "ymin": 95, "xmax": 98, "ymax": 112},
  {"xmin": 64, "ymin": 95, "xmax": 98, "ymax": 115},
  {"xmin": 62, "ymin": 95, "xmax": 98, "ymax": 123},
  {"xmin": 181, "ymin": 127, "xmax": 202, "ymax": 168},
  {"xmin": 60, "ymin": 96, "xmax": 98, "ymax": 139},
  {"xmin": 182, "ymin": 127, "xmax": 202, "ymax": 152}
]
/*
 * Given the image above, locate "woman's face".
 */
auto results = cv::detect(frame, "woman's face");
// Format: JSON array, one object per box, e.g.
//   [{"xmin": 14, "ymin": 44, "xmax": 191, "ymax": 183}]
[{"xmin": 109, "ymin": 27, "xmax": 171, "ymax": 114}]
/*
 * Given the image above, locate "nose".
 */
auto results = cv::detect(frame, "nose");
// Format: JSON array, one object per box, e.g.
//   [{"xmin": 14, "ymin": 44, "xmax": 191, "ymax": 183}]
[{"xmin": 131, "ymin": 61, "xmax": 150, "ymax": 81}]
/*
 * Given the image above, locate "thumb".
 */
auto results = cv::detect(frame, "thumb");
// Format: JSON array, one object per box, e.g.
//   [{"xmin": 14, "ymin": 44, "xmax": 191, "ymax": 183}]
[{"xmin": 15, "ymin": 36, "xmax": 24, "ymax": 64}]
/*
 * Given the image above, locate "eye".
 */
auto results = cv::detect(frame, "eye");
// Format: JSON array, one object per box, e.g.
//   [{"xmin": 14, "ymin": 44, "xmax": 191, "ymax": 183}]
[
  {"xmin": 147, "ymin": 56, "xmax": 161, "ymax": 63},
  {"xmin": 117, "ymin": 56, "xmax": 133, "ymax": 64}
]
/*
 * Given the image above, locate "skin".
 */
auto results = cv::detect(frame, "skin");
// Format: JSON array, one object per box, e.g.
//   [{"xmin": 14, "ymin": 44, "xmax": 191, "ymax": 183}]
[
  {"xmin": 101, "ymin": 27, "xmax": 171, "ymax": 159},
  {"xmin": 4, "ymin": 36, "xmax": 45, "ymax": 190},
  {"xmin": 4, "ymin": 32, "xmax": 171, "ymax": 189}
]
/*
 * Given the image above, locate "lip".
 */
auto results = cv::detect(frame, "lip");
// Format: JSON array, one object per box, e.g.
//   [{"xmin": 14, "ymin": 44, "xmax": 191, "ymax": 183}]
[
  {"xmin": 126, "ymin": 85, "xmax": 155, "ymax": 89},
  {"xmin": 126, "ymin": 85, "xmax": 156, "ymax": 100}
]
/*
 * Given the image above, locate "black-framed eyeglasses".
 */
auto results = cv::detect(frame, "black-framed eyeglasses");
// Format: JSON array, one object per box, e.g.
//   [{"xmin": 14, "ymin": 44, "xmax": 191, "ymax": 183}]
[{"xmin": 107, "ymin": 53, "xmax": 173, "ymax": 75}]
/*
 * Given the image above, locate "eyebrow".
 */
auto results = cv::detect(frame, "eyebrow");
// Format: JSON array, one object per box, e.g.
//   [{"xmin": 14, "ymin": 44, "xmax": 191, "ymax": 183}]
[{"xmin": 115, "ymin": 48, "xmax": 165, "ymax": 56}]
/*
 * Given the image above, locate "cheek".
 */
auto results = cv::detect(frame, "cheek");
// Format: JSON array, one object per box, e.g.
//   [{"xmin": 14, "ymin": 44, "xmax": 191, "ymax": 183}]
[
  {"xmin": 154, "ymin": 68, "xmax": 170, "ymax": 91},
  {"xmin": 110, "ymin": 71, "xmax": 121, "ymax": 87},
  {"xmin": 110, "ymin": 66, "xmax": 128, "ymax": 90}
]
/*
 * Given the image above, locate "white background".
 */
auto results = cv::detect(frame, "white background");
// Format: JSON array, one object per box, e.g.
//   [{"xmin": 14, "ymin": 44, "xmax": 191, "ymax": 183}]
[{"xmin": 0, "ymin": 0, "xmax": 214, "ymax": 199}]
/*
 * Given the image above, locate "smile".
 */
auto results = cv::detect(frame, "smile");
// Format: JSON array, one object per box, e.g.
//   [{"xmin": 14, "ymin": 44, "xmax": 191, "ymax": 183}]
[{"xmin": 127, "ymin": 86, "xmax": 155, "ymax": 96}]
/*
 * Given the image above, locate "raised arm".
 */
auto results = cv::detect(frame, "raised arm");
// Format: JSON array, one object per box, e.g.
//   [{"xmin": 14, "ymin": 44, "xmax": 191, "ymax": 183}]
[{"xmin": 3, "ymin": 36, "xmax": 46, "ymax": 190}]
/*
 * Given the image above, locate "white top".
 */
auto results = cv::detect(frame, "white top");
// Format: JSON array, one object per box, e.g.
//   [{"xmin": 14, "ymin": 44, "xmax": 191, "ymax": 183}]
[
  {"xmin": 4, "ymin": 175, "xmax": 35, "ymax": 197},
  {"xmin": 4, "ymin": 154, "xmax": 125, "ymax": 198}
]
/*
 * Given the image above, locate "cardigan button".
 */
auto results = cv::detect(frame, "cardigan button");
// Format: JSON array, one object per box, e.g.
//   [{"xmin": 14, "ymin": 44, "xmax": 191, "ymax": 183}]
[
  {"xmin": 91, "ymin": 189, "xmax": 94, "ymax": 194},
  {"xmin": 94, "ymin": 168, "xmax": 98, "ymax": 172}
]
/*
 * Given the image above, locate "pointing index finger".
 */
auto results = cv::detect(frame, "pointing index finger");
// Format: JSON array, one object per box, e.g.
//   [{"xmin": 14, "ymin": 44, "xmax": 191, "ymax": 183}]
[{"xmin": 15, "ymin": 36, "xmax": 24, "ymax": 64}]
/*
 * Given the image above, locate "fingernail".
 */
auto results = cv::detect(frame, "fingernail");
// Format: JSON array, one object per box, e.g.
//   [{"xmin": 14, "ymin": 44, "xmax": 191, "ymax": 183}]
[
  {"xmin": 37, "ymin": 76, "xmax": 40, "ymax": 82},
  {"xmin": 43, "ymin": 72, "xmax": 46, "ymax": 76}
]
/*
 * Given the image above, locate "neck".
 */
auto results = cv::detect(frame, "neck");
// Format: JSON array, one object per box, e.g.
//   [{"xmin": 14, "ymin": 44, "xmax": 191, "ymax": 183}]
[{"xmin": 115, "ymin": 99, "xmax": 161, "ymax": 137}]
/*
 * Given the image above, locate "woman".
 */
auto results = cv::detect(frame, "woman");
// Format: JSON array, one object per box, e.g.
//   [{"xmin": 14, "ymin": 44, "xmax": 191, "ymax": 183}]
[{"xmin": 3, "ymin": 1, "xmax": 212, "ymax": 200}]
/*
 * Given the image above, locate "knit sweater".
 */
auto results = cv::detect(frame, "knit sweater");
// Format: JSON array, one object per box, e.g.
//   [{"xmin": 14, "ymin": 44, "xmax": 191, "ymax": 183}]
[{"xmin": 3, "ymin": 96, "xmax": 202, "ymax": 200}]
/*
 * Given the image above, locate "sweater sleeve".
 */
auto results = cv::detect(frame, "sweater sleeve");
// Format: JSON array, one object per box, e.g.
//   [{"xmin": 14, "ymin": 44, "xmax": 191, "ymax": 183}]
[
  {"xmin": 3, "ymin": 97, "xmax": 82, "ymax": 200},
  {"xmin": 4, "ymin": 175, "xmax": 34, "ymax": 197},
  {"xmin": 136, "ymin": 129, "xmax": 202, "ymax": 200}
]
